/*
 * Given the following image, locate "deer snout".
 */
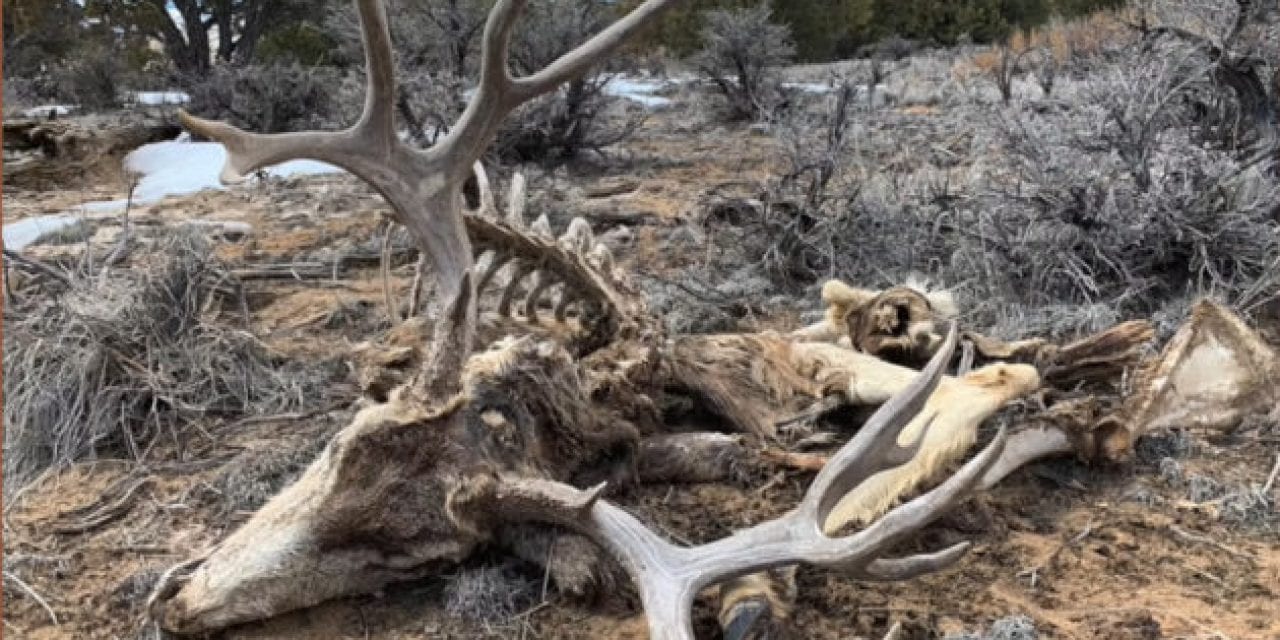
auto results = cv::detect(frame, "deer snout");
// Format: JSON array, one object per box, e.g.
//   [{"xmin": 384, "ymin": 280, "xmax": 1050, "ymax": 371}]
[
  {"xmin": 150, "ymin": 555, "xmax": 282, "ymax": 634},
  {"xmin": 147, "ymin": 555, "xmax": 212, "ymax": 633}
]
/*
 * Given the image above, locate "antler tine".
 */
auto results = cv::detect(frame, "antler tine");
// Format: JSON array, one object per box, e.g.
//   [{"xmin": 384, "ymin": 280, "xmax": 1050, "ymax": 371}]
[
  {"xmin": 852, "ymin": 541, "xmax": 972, "ymax": 581},
  {"xmin": 822, "ymin": 425, "xmax": 1008, "ymax": 573},
  {"xmin": 472, "ymin": 161, "xmax": 497, "ymax": 217},
  {"xmin": 801, "ymin": 323, "xmax": 959, "ymax": 527},
  {"xmin": 353, "ymin": 0, "xmax": 396, "ymax": 141},
  {"xmin": 440, "ymin": 0, "xmax": 682, "ymax": 175},
  {"xmin": 979, "ymin": 424, "xmax": 1074, "ymax": 490},
  {"xmin": 179, "ymin": 0, "xmax": 407, "ymax": 183},
  {"xmin": 510, "ymin": 0, "xmax": 680, "ymax": 102}
]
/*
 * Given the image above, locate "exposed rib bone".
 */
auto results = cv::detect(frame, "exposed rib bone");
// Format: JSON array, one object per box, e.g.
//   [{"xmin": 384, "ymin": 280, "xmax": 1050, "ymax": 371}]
[
  {"xmin": 530, "ymin": 214, "xmax": 553, "ymax": 240},
  {"xmin": 562, "ymin": 217, "xmax": 594, "ymax": 254},
  {"xmin": 497, "ymin": 263, "xmax": 534, "ymax": 317},
  {"xmin": 507, "ymin": 172, "xmax": 528, "ymax": 227},
  {"xmin": 465, "ymin": 214, "xmax": 655, "ymax": 354},
  {"xmin": 522, "ymin": 276, "xmax": 557, "ymax": 322}
]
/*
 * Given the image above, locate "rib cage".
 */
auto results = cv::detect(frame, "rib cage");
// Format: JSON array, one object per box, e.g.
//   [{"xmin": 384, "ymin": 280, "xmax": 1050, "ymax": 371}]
[{"xmin": 463, "ymin": 174, "xmax": 656, "ymax": 356}]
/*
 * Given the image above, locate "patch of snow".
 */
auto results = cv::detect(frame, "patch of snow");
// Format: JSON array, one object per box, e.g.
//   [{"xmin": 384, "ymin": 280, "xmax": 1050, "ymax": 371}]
[
  {"xmin": 123, "ymin": 139, "xmax": 344, "ymax": 204},
  {"xmin": 782, "ymin": 82, "xmax": 834, "ymax": 94},
  {"xmin": 132, "ymin": 91, "xmax": 190, "ymax": 106},
  {"xmin": 20, "ymin": 105, "xmax": 76, "ymax": 118},
  {"xmin": 3, "ymin": 214, "xmax": 81, "ymax": 250},
  {"xmin": 80, "ymin": 199, "xmax": 130, "ymax": 213},
  {"xmin": 4, "ymin": 139, "xmax": 345, "ymax": 250},
  {"xmin": 603, "ymin": 76, "xmax": 673, "ymax": 108}
]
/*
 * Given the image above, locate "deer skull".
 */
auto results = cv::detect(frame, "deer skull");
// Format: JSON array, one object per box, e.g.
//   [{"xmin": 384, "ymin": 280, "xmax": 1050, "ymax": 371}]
[{"xmin": 150, "ymin": 338, "xmax": 640, "ymax": 633}]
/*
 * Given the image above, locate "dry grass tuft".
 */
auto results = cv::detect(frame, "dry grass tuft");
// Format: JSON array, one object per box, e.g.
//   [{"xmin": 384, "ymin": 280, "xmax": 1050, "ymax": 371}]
[
  {"xmin": 2, "ymin": 231, "xmax": 334, "ymax": 494},
  {"xmin": 444, "ymin": 560, "xmax": 540, "ymax": 624}
]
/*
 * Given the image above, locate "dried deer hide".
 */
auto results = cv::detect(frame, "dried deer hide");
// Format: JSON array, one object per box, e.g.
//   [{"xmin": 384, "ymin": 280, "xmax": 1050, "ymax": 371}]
[{"xmin": 150, "ymin": 335, "xmax": 642, "ymax": 633}]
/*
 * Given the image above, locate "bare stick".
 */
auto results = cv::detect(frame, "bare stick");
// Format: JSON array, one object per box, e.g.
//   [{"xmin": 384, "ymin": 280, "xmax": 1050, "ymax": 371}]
[
  {"xmin": 3, "ymin": 571, "xmax": 59, "ymax": 626},
  {"xmin": 1262, "ymin": 452, "xmax": 1280, "ymax": 496},
  {"xmin": 98, "ymin": 176, "xmax": 139, "ymax": 285},
  {"xmin": 2, "ymin": 249, "xmax": 73, "ymax": 287},
  {"xmin": 1166, "ymin": 525, "xmax": 1256, "ymax": 564}
]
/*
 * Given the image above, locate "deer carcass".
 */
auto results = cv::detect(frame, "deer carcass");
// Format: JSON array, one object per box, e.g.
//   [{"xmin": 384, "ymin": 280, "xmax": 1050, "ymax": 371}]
[{"xmin": 147, "ymin": 1, "xmax": 1125, "ymax": 636}]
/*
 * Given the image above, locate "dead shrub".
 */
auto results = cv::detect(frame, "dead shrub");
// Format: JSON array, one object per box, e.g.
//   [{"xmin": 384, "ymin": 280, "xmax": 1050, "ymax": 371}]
[
  {"xmin": 444, "ymin": 560, "xmax": 540, "ymax": 623},
  {"xmin": 973, "ymin": 42, "xmax": 1280, "ymax": 321},
  {"xmin": 2, "ymin": 232, "xmax": 334, "ymax": 493},
  {"xmin": 183, "ymin": 63, "xmax": 340, "ymax": 134},
  {"xmin": 51, "ymin": 49, "xmax": 126, "ymax": 112},
  {"xmin": 492, "ymin": 0, "xmax": 642, "ymax": 162},
  {"xmin": 693, "ymin": 4, "xmax": 795, "ymax": 122}
]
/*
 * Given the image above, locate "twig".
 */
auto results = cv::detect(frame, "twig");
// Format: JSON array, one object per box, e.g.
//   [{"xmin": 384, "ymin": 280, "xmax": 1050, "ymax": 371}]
[
  {"xmin": 775, "ymin": 396, "xmax": 844, "ymax": 428},
  {"xmin": 226, "ymin": 402, "xmax": 348, "ymax": 429},
  {"xmin": 3, "ymin": 570, "xmax": 59, "ymax": 626},
  {"xmin": 53, "ymin": 476, "xmax": 154, "ymax": 535},
  {"xmin": 1018, "ymin": 519, "xmax": 1096, "ymax": 588},
  {"xmin": 98, "ymin": 177, "xmax": 139, "ymax": 285},
  {"xmin": 1166, "ymin": 525, "xmax": 1256, "ymax": 564},
  {"xmin": 2, "ymin": 248, "xmax": 73, "ymax": 287},
  {"xmin": 760, "ymin": 448, "xmax": 830, "ymax": 472},
  {"xmin": 1262, "ymin": 452, "xmax": 1280, "ymax": 496}
]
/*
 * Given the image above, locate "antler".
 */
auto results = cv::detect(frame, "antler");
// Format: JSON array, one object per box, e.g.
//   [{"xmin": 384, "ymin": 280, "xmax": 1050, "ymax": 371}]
[
  {"xmin": 454, "ymin": 325, "xmax": 1011, "ymax": 639},
  {"xmin": 178, "ymin": 0, "xmax": 681, "ymax": 395}
]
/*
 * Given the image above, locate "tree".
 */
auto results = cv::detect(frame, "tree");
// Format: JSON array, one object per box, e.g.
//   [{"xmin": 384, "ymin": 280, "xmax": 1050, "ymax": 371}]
[
  {"xmin": 3, "ymin": 0, "xmax": 84, "ymax": 77},
  {"xmin": 83, "ymin": 0, "xmax": 323, "ymax": 76},
  {"xmin": 325, "ymin": 0, "xmax": 491, "ymax": 78}
]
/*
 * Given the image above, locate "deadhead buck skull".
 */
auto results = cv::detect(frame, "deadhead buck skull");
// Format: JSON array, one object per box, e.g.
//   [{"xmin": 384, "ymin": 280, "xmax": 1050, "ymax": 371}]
[{"xmin": 146, "ymin": 0, "xmax": 1112, "ymax": 637}]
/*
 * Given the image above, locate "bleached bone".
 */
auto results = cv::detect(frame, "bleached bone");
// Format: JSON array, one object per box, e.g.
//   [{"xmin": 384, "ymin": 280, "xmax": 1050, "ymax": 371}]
[
  {"xmin": 464, "ymin": 213, "xmax": 653, "ymax": 355},
  {"xmin": 507, "ymin": 171, "xmax": 527, "ymax": 225},
  {"xmin": 497, "ymin": 263, "xmax": 534, "ymax": 317},
  {"xmin": 471, "ymin": 160, "xmax": 497, "ymax": 217},
  {"xmin": 562, "ymin": 217, "xmax": 594, "ymax": 254},
  {"xmin": 1126, "ymin": 298, "xmax": 1278, "ymax": 436}
]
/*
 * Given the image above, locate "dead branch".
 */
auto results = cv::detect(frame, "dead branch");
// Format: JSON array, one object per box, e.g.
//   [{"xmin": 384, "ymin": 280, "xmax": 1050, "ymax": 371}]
[
  {"xmin": 53, "ymin": 476, "xmax": 154, "ymax": 535},
  {"xmin": 2, "ymin": 248, "xmax": 73, "ymax": 287},
  {"xmin": 3, "ymin": 571, "xmax": 59, "ymax": 626},
  {"xmin": 1166, "ymin": 525, "xmax": 1256, "ymax": 564}
]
